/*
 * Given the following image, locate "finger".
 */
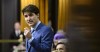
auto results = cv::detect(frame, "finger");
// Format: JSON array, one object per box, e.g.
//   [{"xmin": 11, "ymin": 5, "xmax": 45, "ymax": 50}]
[
  {"xmin": 24, "ymin": 27, "xmax": 29, "ymax": 30},
  {"xmin": 24, "ymin": 28, "xmax": 28, "ymax": 36}
]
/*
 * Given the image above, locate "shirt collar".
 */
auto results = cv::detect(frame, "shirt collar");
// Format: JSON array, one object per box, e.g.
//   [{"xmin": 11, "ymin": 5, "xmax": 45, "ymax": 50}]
[{"xmin": 31, "ymin": 21, "xmax": 41, "ymax": 31}]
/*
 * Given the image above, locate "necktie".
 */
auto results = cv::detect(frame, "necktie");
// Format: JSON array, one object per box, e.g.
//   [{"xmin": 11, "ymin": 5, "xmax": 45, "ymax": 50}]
[{"xmin": 31, "ymin": 29, "xmax": 35, "ymax": 34}]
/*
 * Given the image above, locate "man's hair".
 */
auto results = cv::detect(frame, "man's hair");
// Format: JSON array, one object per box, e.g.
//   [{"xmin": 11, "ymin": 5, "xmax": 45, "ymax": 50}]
[
  {"xmin": 14, "ymin": 21, "xmax": 20, "ymax": 25},
  {"xmin": 22, "ymin": 4, "xmax": 39, "ymax": 15}
]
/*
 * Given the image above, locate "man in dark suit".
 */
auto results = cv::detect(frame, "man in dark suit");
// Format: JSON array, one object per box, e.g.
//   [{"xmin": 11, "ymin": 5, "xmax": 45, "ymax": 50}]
[
  {"xmin": 22, "ymin": 4, "xmax": 54, "ymax": 52},
  {"xmin": 9, "ymin": 22, "xmax": 25, "ymax": 51}
]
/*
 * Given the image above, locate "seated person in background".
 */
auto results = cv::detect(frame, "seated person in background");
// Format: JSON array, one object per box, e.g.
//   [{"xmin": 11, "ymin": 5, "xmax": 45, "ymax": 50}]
[
  {"xmin": 54, "ymin": 30, "xmax": 66, "ymax": 46},
  {"xmin": 56, "ymin": 42, "xmax": 66, "ymax": 52},
  {"xmin": 52, "ymin": 30, "xmax": 67, "ymax": 52},
  {"xmin": 9, "ymin": 21, "xmax": 25, "ymax": 52}
]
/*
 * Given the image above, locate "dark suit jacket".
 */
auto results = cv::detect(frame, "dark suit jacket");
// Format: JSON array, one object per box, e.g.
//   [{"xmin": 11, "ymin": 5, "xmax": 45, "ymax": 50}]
[{"xmin": 26, "ymin": 23, "xmax": 54, "ymax": 52}]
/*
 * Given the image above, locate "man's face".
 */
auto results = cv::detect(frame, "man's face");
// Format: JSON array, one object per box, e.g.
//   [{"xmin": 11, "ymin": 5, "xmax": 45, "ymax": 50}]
[
  {"xmin": 23, "ymin": 12, "xmax": 39, "ymax": 27},
  {"xmin": 56, "ymin": 44, "xmax": 66, "ymax": 52}
]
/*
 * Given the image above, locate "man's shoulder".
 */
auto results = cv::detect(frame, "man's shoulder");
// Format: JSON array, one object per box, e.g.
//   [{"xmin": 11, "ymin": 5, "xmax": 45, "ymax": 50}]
[
  {"xmin": 42, "ymin": 25, "xmax": 53, "ymax": 32},
  {"xmin": 43, "ymin": 25, "xmax": 52, "ymax": 30},
  {"xmin": 38, "ymin": 23, "xmax": 53, "ymax": 32}
]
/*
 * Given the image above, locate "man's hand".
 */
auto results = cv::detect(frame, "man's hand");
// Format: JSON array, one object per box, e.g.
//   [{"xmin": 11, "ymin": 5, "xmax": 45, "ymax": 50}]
[{"xmin": 24, "ymin": 27, "xmax": 32, "ymax": 39}]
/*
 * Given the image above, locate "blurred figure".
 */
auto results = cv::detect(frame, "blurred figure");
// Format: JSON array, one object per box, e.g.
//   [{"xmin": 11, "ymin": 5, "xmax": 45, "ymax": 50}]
[
  {"xmin": 13, "ymin": 42, "xmax": 26, "ymax": 52},
  {"xmin": 56, "ymin": 42, "xmax": 66, "ymax": 52},
  {"xmin": 52, "ymin": 39, "xmax": 68, "ymax": 52},
  {"xmin": 9, "ymin": 21, "xmax": 25, "ymax": 52},
  {"xmin": 54, "ymin": 30, "xmax": 66, "ymax": 46},
  {"xmin": 52, "ymin": 30, "xmax": 67, "ymax": 52}
]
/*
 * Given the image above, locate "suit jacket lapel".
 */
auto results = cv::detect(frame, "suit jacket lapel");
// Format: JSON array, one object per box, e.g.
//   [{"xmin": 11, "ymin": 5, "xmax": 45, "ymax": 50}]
[{"xmin": 35, "ymin": 23, "xmax": 44, "ymax": 31}]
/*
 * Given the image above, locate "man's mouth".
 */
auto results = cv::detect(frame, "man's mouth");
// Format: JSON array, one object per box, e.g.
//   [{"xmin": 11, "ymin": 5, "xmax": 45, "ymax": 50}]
[{"xmin": 28, "ymin": 20, "xmax": 33, "ymax": 24}]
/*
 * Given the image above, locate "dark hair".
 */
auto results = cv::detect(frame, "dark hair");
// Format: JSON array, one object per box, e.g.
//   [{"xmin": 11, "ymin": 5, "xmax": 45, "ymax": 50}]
[
  {"xmin": 22, "ymin": 4, "xmax": 39, "ymax": 15},
  {"xmin": 14, "ymin": 21, "xmax": 20, "ymax": 24},
  {"xmin": 14, "ymin": 21, "xmax": 20, "ymax": 26},
  {"xmin": 56, "ymin": 42, "xmax": 68, "ymax": 52}
]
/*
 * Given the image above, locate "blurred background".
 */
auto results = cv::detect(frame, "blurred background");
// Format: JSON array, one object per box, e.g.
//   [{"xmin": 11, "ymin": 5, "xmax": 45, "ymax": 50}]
[
  {"xmin": 0, "ymin": 0, "xmax": 99, "ymax": 52},
  {"xmin": 67, "ymin": 0, "xmax": 100, "ymax": 52}
]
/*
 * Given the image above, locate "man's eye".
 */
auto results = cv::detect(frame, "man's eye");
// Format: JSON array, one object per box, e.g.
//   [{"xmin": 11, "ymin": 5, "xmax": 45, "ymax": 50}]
[{"xmin": 24, "ymin": 15, "xmax": 28, "ymax": 17}]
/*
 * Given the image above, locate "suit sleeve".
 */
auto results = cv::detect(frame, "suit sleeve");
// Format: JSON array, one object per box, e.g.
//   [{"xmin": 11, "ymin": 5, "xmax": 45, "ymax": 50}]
[{"xmin": 29, "ymin": 27, "xmax": 54, "ymax": 52}]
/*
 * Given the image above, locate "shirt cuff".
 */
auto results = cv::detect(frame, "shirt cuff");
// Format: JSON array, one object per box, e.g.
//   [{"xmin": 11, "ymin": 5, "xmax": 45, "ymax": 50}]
[{"xmin": 28, "ymin": 37, "xmax": 34, "ymax": 43}]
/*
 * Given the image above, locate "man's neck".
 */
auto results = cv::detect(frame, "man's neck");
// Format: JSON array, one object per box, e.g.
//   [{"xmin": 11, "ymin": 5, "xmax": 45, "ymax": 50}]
[{"xmin": 31, "ymin": 21, "xmax": 41, "ymax": 30}]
